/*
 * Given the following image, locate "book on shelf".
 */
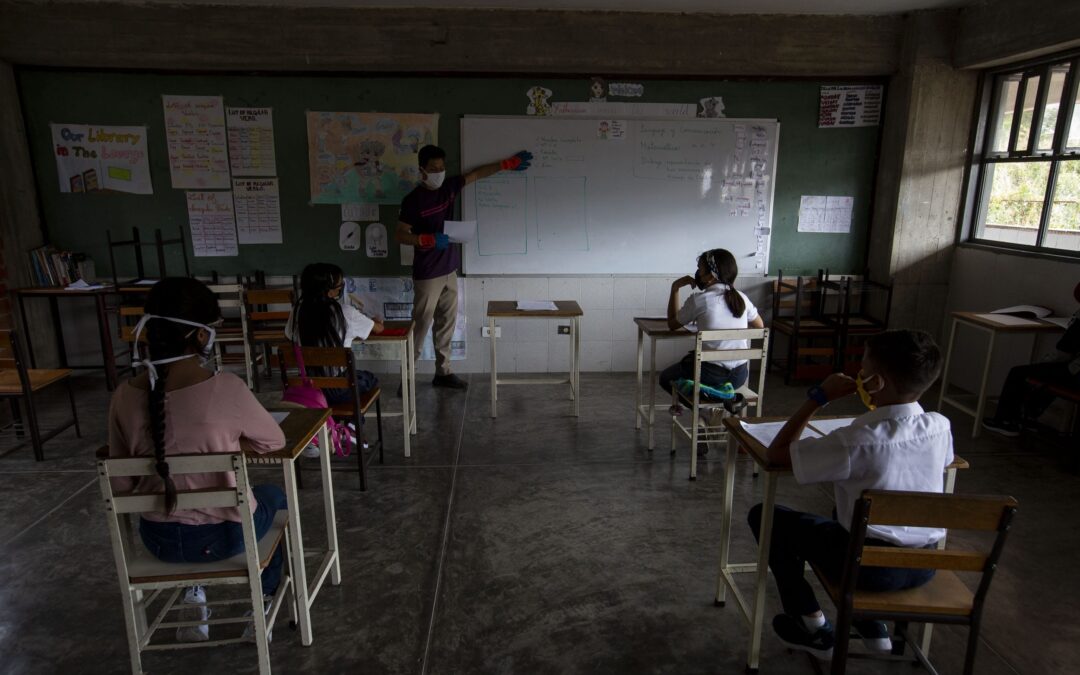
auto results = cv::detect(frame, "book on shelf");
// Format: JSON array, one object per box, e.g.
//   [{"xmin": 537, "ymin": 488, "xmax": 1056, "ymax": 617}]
[{"xmin": 26, "ymin": 246, "xmax": 96, "ymax": 288}]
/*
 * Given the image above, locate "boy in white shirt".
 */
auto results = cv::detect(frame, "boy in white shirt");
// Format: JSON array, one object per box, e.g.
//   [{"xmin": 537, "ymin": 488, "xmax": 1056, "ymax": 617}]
[{"xmin": 748, "ymin": 329, "xmax": 953, "ymax": 659}]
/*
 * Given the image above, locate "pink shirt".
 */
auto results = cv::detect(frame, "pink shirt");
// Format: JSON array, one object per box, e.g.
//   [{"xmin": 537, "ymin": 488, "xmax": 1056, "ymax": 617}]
[{"xmin": 107, "ymin": 372, "xmax": 286, "ymax": 525}]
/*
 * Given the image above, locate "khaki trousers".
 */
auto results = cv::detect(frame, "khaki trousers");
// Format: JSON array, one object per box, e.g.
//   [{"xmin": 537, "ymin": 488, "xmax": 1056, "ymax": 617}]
[{"xmin": 412, "ymin": 271, "xmax": 458, "ymax": 376}]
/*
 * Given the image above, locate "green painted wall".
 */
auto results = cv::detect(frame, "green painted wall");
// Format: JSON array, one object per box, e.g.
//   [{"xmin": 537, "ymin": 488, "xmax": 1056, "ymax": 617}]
[{"xmin": 17, "ymin": 70, "xmax": 883, "ymax": 278}]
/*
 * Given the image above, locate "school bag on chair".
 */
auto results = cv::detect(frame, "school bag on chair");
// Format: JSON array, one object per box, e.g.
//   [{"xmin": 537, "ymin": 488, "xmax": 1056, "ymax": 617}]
[{"xmin": 281, "ymin": 343, "xmax": 353, "ymax": 457}]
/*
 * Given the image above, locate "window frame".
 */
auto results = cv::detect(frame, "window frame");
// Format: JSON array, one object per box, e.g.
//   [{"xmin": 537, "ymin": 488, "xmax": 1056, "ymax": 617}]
[{"xmin": 960, "ymin": 49, "xmax": 1080, "ymax": 259}]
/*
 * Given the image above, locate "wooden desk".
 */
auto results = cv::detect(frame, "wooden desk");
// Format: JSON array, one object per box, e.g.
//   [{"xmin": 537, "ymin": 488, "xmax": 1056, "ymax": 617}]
[
  {"xmin": 12, "ymin": 285, "xmax": 119, "ymax": 390},
  {"xmin": 245, "ymin": 407, "xmax": 336, "ymax": 647},
  {"xmin": 713, "ymin": 416, "xmax": 968, "ymax": 673},
  {"xmin": 938, "ymin": 311, "xmax": 1063, "ymax": 438},
  {"xmin": 633, "ymin": 317, "xmax": 693, "ymax": 450},
  {"xmin": 486, "ymin": 301, "xmax": 582, "ymax": 418},
  {"xmin": 362, "ymin": 320, "xmax": 417, "ymax": 457}
]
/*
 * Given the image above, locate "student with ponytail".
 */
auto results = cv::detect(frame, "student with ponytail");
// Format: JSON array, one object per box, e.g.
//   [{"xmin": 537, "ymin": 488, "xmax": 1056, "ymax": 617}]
[
  {"xmin": 107, "ymin": 278, "xmax": 287, "ymax": 642},
  {"xmin": 661, "ymin": 248, "xmax": 765, "ymax": 398}
]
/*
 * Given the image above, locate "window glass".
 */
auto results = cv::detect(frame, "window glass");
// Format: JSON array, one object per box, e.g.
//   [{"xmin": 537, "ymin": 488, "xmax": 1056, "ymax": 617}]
[
  {"xmin": 1014, "ymin": 75, "xmax": 1041, "ymax": 152},
  {"xmin": 978, "ymin": 161, "xmax": 1050, "ymax": 246},
  {"xmin": 1047, "ymin": 160, "xmax": 1080, "ymax": 251},
  {"xmin": 991, "ymin": 76, "xmax": 1021, "ymax": 153},
  {"xmin": 1037, "ymin": 65, "xmax": 1070, "ymax": 152}
]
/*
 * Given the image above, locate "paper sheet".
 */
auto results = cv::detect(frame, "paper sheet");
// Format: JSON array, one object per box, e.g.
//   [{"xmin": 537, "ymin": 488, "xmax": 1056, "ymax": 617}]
[
  {"xmin": 64, "ymin": 279, "xmax": 105, "ymax": 290},
  {"xmin": 342, "ymin": 203, "xmax": 379, "ymax": 221},
  {"xmin": 226, "ymin": 107, "xmax": 277, "ymax": 177},
  {"xmin": 1045, "ymin": 316, "xmax": 1073, "ymax": 328},
  {"xmin": 163, "ymin": 95, "xmax": 230, "ymax": 189},
  {"xmin": 516, "ymin": 300, "xmax": 559, "ymax": 311},
  {"xmin": 990, "ymin": 305, "xmax": 1051, "ymax": 318},
  {"xmin": 739, "ymin": 420, "xmax": 821, "ymax": 448},
  {"xmin": 807, "ymin": 418, "xmax": 857, "ymax": 436},
  {"xmin": 135, "ymin": 279, "xmax": 158, "ymax": 285},
  {"xmin": 444, "ymin": 220, "xmax": 477, "ymax": 244},
  {"xmin": 186, "ymin": 191, "xmax": 238, "ymax": 257},
  {"xmin": 233, "ymin": 178, "xmax": 282, "ymax": 244},
  {"xmin": 270, "ymin": 412, "xmax": 290, "ymax": 424},
  {"xmin": 798, "ymin": 195, "xmax": 853, "ymax": 233},
  {"xmin": 974, "ymin": 312, "xmax": 1039, "ymax": 327}
]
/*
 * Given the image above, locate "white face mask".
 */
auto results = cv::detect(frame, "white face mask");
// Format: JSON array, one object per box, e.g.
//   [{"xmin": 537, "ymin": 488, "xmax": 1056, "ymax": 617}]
[
  {"xmin": 132, "ymin": 314, "xmax": 218, "ymax": 388},
  {"xmin": 422, "ymin": 170, "xmax": 446, "ymax": 189}
]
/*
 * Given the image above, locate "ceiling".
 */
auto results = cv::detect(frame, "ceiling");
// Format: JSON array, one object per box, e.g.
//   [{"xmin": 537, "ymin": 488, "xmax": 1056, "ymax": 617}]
[{"xmin": 25, "ymin": 0, "xmax": 983, "ymax": 15}]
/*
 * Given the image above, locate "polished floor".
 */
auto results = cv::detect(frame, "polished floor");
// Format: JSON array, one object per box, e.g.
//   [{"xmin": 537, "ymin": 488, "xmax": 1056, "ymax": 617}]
[{"xmin": 0, "ymin": 368, "xmax": 1076, "ymax": 675}]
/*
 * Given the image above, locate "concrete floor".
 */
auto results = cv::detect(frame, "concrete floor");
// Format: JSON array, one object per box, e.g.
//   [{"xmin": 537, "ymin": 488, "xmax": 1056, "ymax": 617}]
[{"xmin": 0, "ymin": 368, "xmax": 1076, "ymax": 675}]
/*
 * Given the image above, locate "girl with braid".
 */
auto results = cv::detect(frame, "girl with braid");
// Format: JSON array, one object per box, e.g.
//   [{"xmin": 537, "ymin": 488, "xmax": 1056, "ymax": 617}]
[{"xmin": 107, "ymin": 278, "xmax": 287, "ymax": 642}]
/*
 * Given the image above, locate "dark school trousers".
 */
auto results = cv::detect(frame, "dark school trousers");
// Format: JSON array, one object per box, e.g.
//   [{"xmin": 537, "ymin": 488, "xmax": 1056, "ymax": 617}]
[
  {"xmin": 659, "ymin": 351, "xmax": 749, "ymax": 395},
  {"xmin": 993, "ymin": 360, "xmax": 1080, "ymax": 423}
]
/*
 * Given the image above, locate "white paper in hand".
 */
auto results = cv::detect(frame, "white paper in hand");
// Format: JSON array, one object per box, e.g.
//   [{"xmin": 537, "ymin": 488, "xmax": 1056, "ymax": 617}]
[{"xmin": 444, "ymin": 220, "xmax": 477, "ymax": 243}]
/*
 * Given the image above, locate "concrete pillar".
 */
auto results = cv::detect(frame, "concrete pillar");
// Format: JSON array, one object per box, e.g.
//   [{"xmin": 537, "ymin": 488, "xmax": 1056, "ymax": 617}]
[{"xmin": 867, "ymin": 11, "xmax": 977, "ymax": 339}]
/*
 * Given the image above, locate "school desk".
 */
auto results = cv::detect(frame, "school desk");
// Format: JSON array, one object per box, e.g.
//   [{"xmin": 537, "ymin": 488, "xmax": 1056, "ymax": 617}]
[
  {"xmin": 244, "ymin": 406, "xmax": 337, "ymax": 647},
  {"xmin": 12, "ymin": 285, "xmax": 119, "ymax": 390},
  {"xmin": 938, "ymin": 311, "xmax": 1064, "ymax": 438},
  {"xmin": 486, "ymin": 301, "xmax": 582, "ymax": 418},
  {"xmin": 362, "ymin": 320, "xmax": 417, "ymax": 457},
  {"xmin": 712, "ymin": 415, "xmax": 969, "ymax": 673},
  {"xmin": 633, "ymin": 317, "xmax": 694, "ymax": 449}
]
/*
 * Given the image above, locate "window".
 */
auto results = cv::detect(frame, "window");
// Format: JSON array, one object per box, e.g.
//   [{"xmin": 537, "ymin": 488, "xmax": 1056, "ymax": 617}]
[{"xmin": 967, "ymin": 52, "xmax": 1080, "ymax": 255}]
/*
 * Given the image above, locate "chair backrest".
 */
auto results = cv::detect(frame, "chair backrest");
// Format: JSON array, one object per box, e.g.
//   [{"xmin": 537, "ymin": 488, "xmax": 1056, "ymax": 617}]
[
  {"xmin": 119, "ymin": 305, "xmax": 147, "ymax": 344},
  {"xmin": 207, "ymin": 283, "xmax": 249, "ymax": 335},
  {"xmin": 97, "ymin": 452, "xmax": 260, "ymax": 584},
  {"xmin": 276, "ymin": 344, "xmax": 356, "ymax": 392},
  {"xmin": 840, "ymin": 490, "xmax": 1018, "ymax": 613},
  {"xmin": 0, "ymin": 330, "xmax": 31, "ymax": 391},
  {"xmin": 772, "ymin": 272, "xmax": 826, "ymax": 325},
  {"xmin": 690, "ymin": 327, "xmax": 770, "ymax": 413},
  {"xmin": 245, "ymin": 288, "xmax": 295, "ymax": 326}
]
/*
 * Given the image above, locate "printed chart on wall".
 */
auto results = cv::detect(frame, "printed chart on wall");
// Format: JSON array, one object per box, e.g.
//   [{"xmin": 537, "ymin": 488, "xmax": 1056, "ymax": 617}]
[
  {"xmin": 186, "ymin": 191, "xmax": 238, "ymax": 257},
  {"xmin": 226, "ymin": 107, "xmax": 277, "ymax": 176},
  {"xmin": 347, "ymin": 277, "xmax": 466, "ymax": 362},
  {"xmin": 163, "ymin": 95, "xmax": 230, "ymax": 189},
  {"xmin": 306, "ymin": 112, "xmax": 438, "ymax": 204},
  {"xmin": 461, "ymin": 116, "xmax": 778, "ymax": 275}
]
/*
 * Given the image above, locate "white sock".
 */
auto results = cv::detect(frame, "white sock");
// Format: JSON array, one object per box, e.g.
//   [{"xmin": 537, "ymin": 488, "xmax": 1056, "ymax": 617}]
[{"xmin": 803, "ymin": 613, "xmax": 826, "ymax": 631}]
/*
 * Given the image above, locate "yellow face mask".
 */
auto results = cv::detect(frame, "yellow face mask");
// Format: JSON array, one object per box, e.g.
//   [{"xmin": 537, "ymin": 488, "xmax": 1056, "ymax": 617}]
[{"xmin": 856, "ymin": 373, "xmax": 877, "ymax": 411}]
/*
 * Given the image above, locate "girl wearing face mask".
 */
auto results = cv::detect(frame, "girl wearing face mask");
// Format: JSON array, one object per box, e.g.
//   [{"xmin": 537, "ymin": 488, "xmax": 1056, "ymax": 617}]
[
  {"xmin": 107, "ymin": 278, "xmax": 287, "ymax": 642},
  {"xmin": 661, "ymin": 248, "xmax": 766, "ymax": 399}
]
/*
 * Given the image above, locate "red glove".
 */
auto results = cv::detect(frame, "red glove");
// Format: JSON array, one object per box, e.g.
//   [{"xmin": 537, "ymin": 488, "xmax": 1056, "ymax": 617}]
[
  {"xmin": 418, "ymin": 234, "xmax": 436, "ymax": 250},
  {"xmin": 500, "ymin": 150, "xmax": 533, "ymax": 171}
]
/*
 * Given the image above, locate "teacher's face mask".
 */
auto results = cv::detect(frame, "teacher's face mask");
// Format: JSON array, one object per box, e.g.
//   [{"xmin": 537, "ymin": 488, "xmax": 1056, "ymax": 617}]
[{"xmin": 422, "ymin": 170, "xmax": 446, "ymax": 189}]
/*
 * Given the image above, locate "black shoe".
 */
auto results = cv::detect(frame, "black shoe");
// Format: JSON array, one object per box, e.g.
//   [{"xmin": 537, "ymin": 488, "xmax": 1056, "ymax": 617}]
[
  {"xmin": 982, "ymin": 417, "xmax": 1020, "ymax": 437},
  {"xmin": 432, "ymin": 373, "xmax": 468, "ymax": 390},
  {"xmin": 696, "ymin": 440, "xmax": 710, "ymax": 458},
  {"xmin": 723, "ymin": 393, "xmax": 747, "ymax": 415},
  {"xmin": 852, "ymin": 619, "xmax": 892, "ymax": 653},
  {"xmin": 772, "ymin": 614, "xmax": 834, "ymax": 660}
]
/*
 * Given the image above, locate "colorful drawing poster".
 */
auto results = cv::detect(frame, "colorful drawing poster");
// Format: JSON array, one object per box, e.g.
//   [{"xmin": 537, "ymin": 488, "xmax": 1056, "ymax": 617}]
[
  {"xmin": 348, "ymin": 276, "xmax": 466, "ymax": 361},
  {"xmin": 50, "ymin": 124, "xmax": 153, "ymax": 194},
  {"xmin": 226, "ymin": 107, "xmax": 277, "ymax": 176},
  {"xmin": 232, "ymin": 178, "xmax": 282, "ymax": 244},
  {"xmin": 186, "ymin": 191, "xmax": 238, "ymax": 256},
  {"xmin": 306, "ymin": 112, "xmax": 438, "ymax": 205},
  {"xmin": 163, "ymin": 95, "xmax": 230, "ymax": 189}
]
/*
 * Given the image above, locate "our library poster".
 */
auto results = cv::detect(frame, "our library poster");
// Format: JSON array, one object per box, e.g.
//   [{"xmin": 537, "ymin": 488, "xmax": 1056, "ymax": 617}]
[{"xmin": 50, "ymin": 124, "xmax": 152, "ymax": 194}]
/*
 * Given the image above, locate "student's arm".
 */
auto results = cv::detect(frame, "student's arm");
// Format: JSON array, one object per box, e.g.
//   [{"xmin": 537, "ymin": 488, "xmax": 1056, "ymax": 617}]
[
  {"xmin": 766, "ymin": 373, "xmax": 856, "ymax": 465},
  {"xmin": 750, "ymin": 315, "xmax": 765, "ymax": 329},
  {"xmin": 234, "ymin": 382, "xmax": 286, "ymax": 454},
  {"xmin": 463, "ymin": 150, "xmax": 533, "ymax": 185},
  {"xmin": 396, "ymin": 220, "xmax": 422, "ymax": 246},
  {"xmin": 667, "ymin": 276, "xmax": 695, "ymax": 330}
]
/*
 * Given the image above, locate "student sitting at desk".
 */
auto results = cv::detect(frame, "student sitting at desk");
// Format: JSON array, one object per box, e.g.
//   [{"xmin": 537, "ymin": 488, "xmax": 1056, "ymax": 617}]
[
  {"xmin": 285, "ymin": 262, "xmax": 384, "ymax": 405},
  {"xmin": 661, "ymin": 247, "xmax": 765, "ymax": 401},
  {"xmin": 108, "ymin": 278, "xmax": 287, "ymax": 642},
  {"xmin": 983, "ymin": 281, "xmax": 1080, "ymax": 437},
  {"xmin": 748, "ymin": 329, "xmax": 953, "ymax": 659}
]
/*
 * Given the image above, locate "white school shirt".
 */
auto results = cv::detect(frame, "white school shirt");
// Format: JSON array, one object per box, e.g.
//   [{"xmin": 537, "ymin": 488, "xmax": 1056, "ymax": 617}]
[
  {"xmin": 789, "ymin": 402, "xmax": 954, "ymax": 547},
  {"xmin": 676, "ymin": 284, "xmax": 760, "ymax": 368},
  {"xmin": 285, "ymin": 300, "xmax": 375, "ymax": 345}
]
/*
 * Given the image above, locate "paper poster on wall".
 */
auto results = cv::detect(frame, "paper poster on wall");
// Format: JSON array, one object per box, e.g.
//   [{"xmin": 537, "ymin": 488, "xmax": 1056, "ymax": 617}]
[
  {"xmin": 550, "ymin": 101, "xmax": 696, "ymax": 118},
  {"xmin": 400, "ymin": 244, "xmax": 414, "ymax": 266},
  {"xmin": 608, "ymin": 82, "xmax": 644, "ymax": 98},
  {"xmin": 186, "ymin": 191, "xmax": 238, "ymax": 256},
  {"xmin": 526, "ymin": 86, "xmax": 553, "ymax": 115},
  {"xmin": 163, "ymin": 95, "xmax": 230, "ymax": 189},
  {"xmin": 596, "ymin": 120, "xmax": 626, "ymax": 141},
  {"xmin": 226, "ymin": 107, "xmax": 276, "ymax": 177},
  {"xmin": 818, "ymin": 85, "xmax": 883, "ymax": 128},
  {"xmin": 365, "ymin": 222, "xmax": 389, "ymax": 258},
  {"xmin": 306, "ymin": 111, "xmax": 438, "ymax": 205},
  {"xmin": 342, "ymin": 202, "xmax": 379, "ymax": 221},
  {"xmin": 340, "ymin": 222, "xmax": 361, "ymax": 251},
  {"xmin": 348, "ymin": 276, "xmax": 466, "ymax": 361},
  {"xmin": 798, "ymin": 195, "xmax": 854, "ymax": 233},
  {"xmin": 698, "ymin": 97, "xmax": 726, "ymax": 118},
  {"xmin": 232, "ymin": 178, "xmax": 282, "ymax": 244},
  {"xmin": 50, "ymin": 124, "xmax": 153, "ymax": 194}
]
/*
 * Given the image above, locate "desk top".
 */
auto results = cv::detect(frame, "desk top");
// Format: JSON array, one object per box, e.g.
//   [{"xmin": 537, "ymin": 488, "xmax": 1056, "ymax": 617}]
[
  {"xmin": 951, "ymin": 311, "xmax": 1064, "ymax": 333},
  {"xmin": 14, "ymin": 285, "xmax": 114, "ymax": 297},
  {"xmin": 364, "ymin": 320, "xmax": 414, "ymax": 342},
  {"xmin": 723, "ymin": 416, "xmax": 970, "ymax": 473},
  {"xmin": 247, "ymin": 407, "xmax": 331, "ymax": 461},
  {"xmin": 487, "ymin": 300, "xmax": 583, "ymax": 317},
  {"xmin": 634, "ymin": 317, "xmax": 693, "ymax": 337}
]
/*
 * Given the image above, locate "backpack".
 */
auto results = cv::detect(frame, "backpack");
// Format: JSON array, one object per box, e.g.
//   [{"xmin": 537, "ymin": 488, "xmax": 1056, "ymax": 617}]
[{"xmin": 281, "ymin": 343, "xmax": 353, "ymax": 457}]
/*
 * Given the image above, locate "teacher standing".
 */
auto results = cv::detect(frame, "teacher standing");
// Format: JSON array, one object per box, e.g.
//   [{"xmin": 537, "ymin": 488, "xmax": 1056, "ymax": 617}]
[{"xmin": 397, "ymin": 145, "xmax": 532, "ymax": 390}]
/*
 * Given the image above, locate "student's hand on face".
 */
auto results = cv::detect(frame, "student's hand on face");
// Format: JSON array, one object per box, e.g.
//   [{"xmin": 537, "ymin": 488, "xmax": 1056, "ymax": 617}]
[
  {"xmin": 372, "ymin": 319, "xmax": 385, "ymax": 334},
  {"xmin": 821, "ymin": 373, "xmax": 858, "ymax": 401},
  {"xmin": 672, "ymin": 275, "xmax": 695, "ymax": 289}
]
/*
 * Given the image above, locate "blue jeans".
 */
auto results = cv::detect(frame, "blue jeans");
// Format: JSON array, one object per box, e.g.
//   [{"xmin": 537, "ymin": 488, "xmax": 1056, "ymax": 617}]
[
  {"xmin": 747, "ymin": 504, "xmax": 935, "ymax": 616},
  {"xmin": 139, "ymin": 484, "xmax": 287, "ymax": 596},
  {"xmin": 659, "ymin": 351, "xmax": 749, "ymax": 396}
]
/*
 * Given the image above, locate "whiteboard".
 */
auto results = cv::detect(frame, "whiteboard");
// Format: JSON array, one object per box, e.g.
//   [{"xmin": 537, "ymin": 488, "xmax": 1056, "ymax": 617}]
[{"xmin": 461, "ymin": 115, "xmax": 778, "ymax": 275}]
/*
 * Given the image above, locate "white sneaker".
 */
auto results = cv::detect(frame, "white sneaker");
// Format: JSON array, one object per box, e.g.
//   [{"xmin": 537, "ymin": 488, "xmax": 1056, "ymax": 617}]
[
  {"xmin": 242, "ymin": 596, "xmax": 273, "ymax": 643},
  {"xmin": 302, "ymin": 442, "xmax": 320, "ymax": 458},
  {"xmin": 176, "ymin": 585, "xmax": 211, "ymax": 642}
]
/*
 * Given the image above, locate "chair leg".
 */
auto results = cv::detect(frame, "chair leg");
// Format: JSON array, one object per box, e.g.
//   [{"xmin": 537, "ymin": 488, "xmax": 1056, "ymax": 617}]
[
  {"xmin": 356, "ymin": 416, "xmax": 368, "ymax": 491},
  {"xmin": 376, "ymin": 397, "xmax": 384, "ymax": 465},
  {"xmin": 963, "ymin": 618, "xmax": 982, "ymax": 675},
  {"xmin": 830, "ymin": 611, "xmax": 853, "ymax": 675},
  {"xmin": 891, "ymin": 620, "xmax": 909, "ymax": 656},
  {"xmin": 263, "ymin": 343, "xmax": 273, "ymax": 379},
  {"xmin": 295, "ymin": 456, "xmax": 304, "ymax": 490},
  {"xmin": 66, "ymin": 378, "xmax": 82, "ymax": 438},
  {"xmin": 23, "ymin": 393, "xmax": 45, "ymax": 461},
  {"xmin": 9, "ymin": 399, "xmax": 24, "ymax": 437},
  {"xmin": 121, "ymin": 587, "xmax": 145, "ymax": 675}
]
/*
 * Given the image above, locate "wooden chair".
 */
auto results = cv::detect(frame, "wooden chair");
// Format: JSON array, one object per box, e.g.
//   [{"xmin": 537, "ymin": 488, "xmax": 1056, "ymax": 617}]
[
  {"xmin": 825, "ymin": 275, "xmax": 893, "ymax": 376},
  {"xmin": 811, "ymin": 489, "xmax": 1019, "ymax": 675},
  {"xmin": 97, "ymin": 451, "xmax": 295, "ymax": 675},
  {"xmin": 245, "ymin": 288, "xmax": 295, "ymax": 392},
  {"xmin": 769, "ymin": 271, "xmax": 838, "ymax": 384},
  {"xmin": 670, "ymin": 327, "xmax": 769, "ymax": 480},
  {"xmin": 277, "ymin": 345, "xmax": 383, "ymax": 491},
  {"xmin": 0, "ymin": 330, "xmax": 81, "ymax": 461},
  {"xmin": 207, "ymin": 283, "xmax": 255, "ymax": 388},
  {"xmin": 106, "ymin": 226, "xmax": 191, "ymax": 287}
]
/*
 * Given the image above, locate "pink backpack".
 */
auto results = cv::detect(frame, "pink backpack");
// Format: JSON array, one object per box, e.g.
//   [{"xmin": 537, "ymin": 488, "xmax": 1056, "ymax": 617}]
[{"xmin": 281, "ymin": 343, "xmax": 353, "ymax": 457}]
